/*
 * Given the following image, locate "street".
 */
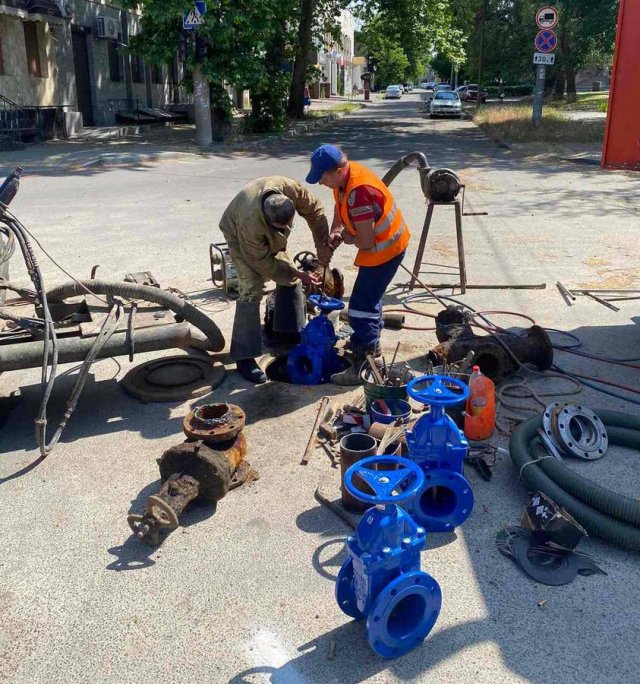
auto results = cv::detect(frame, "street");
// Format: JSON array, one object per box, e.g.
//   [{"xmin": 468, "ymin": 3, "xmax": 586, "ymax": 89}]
[{"xmin": 1, "ymin": 94, "xmax": 640, "ymax": 684}]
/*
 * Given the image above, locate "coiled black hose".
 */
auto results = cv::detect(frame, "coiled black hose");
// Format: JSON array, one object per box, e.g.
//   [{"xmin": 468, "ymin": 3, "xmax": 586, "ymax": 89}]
[
  {"xmin": 47, "ymin": 279, "xmax": 225, "ymax": 351},
  {"xmin": 510, "ymin": 410, "xmax": 640, "ymax": 550}
]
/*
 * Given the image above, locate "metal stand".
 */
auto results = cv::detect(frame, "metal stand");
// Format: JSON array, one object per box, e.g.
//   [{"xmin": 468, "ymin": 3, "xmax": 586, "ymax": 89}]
[{"xmin": 409, "ymin": 200, "xmax": 467, "ymax": 293}]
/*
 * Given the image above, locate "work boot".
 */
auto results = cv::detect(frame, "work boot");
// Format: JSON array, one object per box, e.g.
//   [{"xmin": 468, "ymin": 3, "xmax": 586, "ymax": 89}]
[
  {"xmin": 236, "ymin": 358, "xmax": 267, "ymax": 384},
  {"xmin": 331, "ymin": 351, "xmax": 367, "ymax": 387},
  {"xmin": 344, "ymin": 339, "xmax": 382, "ymax": 358}
]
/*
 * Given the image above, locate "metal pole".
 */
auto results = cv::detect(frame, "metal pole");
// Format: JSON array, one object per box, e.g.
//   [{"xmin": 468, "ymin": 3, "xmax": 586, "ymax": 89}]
[
  {"xmin": 532, "ymin": 64, "xmax": 545, "ymax": 125},
  {"xmin": 477, "ymin": 0, "xmax": 487, "ymax": 107}
]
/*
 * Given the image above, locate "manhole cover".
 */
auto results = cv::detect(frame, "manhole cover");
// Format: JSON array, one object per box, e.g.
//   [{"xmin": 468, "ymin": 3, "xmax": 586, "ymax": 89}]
[{"xmin": 121, "ymin": 355, "xmax": 226, "ymax": 403}]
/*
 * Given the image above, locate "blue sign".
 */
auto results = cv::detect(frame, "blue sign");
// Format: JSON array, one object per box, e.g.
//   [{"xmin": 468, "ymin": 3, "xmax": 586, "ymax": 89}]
[
  {"xmin": 534, "ymin": 29, "xmax": 557, "ymax": 53},
  {"xmin": 183, "ymin": 4, "xmax": 205, "ymax": 29}
]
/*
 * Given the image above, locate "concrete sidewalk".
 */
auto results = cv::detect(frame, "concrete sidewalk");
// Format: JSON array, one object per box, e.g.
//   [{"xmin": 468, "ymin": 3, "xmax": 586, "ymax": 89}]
[
  {"xmin": 0, "ymin": 98, "xmax": 364, "ymax": 174},
  {"xmin": 1, "ymin": 94, "xmax": 639, "ymax": 684}
]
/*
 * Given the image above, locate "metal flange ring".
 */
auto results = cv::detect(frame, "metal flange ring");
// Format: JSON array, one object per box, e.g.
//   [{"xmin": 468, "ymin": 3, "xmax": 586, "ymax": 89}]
[
  {"xmin": 555, "ymin": 404, "xmax": 608, "ymax": 460},
  {"xmin": 183, "ymin": 402, "xmax": 245, "ymax": 443}
]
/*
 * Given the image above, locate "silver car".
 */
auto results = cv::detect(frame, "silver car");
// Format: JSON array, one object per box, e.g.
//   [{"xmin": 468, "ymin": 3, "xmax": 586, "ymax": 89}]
[
  {"xmin": 385, "ymin": 85, "xmax": 402, "ymax": 99},
  {"xmin": 430, "ymin": 91, "xmax": 462, "ymax": 118}
]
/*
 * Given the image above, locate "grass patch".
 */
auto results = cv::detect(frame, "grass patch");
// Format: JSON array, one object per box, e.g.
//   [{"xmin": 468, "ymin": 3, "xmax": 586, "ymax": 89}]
[
  {"xmin": 554, "ymin": 91, "xmax": 609, "ymax": 112},
  {"xmin": 473, "ymin": 104, "xmax": 605, "ymax": 145},
  {"xmin": 304, "ymin": 102, "xmax": 361, "ymax": 118}
]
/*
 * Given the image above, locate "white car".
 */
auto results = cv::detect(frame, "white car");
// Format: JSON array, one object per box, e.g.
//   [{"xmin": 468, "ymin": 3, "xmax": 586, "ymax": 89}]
[
  {"xmin": 430, "ymin": 91, "xmax": 462, "ymax": 118},
  {"xmin": 398, "ymin": 84, "xmax": 404, "ymax": 94},
  {"xmin": 385, "ymin": 85, "xmax": 402, "ymax": 99}
]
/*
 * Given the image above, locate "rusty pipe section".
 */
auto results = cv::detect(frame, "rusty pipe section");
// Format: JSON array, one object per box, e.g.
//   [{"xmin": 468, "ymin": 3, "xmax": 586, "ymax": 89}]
[{"xmin": 0, "ymin": 323, "xmax": 192, "ymax": 372}]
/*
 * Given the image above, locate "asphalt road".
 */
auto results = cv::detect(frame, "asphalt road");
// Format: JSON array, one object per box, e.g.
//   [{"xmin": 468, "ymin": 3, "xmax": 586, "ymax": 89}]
[{"xmin": 1, "ymin": 93, "xmax": 640, "ymax": 684}]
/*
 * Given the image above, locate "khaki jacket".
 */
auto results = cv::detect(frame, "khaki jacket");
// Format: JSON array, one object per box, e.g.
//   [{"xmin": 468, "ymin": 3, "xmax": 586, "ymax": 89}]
[{"xmin": 219, "ymin": 177, "xmax": 329, "ymax": 284}]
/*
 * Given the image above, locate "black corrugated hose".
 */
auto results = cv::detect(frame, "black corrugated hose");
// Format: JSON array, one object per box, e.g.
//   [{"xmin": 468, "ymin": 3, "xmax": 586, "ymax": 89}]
[{"xmin": 510, "ymin": 410, "xmax": 640, "ymax": 550}]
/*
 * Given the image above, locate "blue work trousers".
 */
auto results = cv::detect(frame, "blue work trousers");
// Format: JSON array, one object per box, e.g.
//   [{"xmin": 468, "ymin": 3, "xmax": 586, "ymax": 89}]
[{"xmin": 348, "ymin": 251, "xmax": 405, "ymax": 351}]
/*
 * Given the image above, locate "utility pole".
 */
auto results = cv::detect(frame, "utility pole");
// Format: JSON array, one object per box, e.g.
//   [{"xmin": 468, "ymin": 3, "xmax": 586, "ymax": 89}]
[{"xmin": 477, "ymin": 0, "xmax": 488, "ymax": 107}]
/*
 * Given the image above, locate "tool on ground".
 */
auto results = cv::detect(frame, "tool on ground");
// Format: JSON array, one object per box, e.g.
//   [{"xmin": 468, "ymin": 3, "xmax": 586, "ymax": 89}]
[
  {"xmin": 128, "ymin": 402, "xmax": 251, "ymax": 545},
  {"xmin": 429, "ymin": 307, "xmax": 554, "ymax": 384},
  {"xmin": 301, "ymin": 396, "xmax": 330, "ymax": 465},
  {"xmin": 556, "ymin": 285, "xmax": 640, "ymax": 311},
  {"xmin": 288, "ymin": 294, "xmax": 345, "ymax": 384},
  {"xmin": 541, "ymin": 402, "xmax": 608, "ymax": 460},
  {"xmin": 209, "ymin": 242, "xmax": 239, "ymax": 297},
  {"xmin": 403, "ymin": 374, "xmax": 474, "ymax": 532},
  {"xmin": 556, "ymin": 281, "xmax": 576, "ymax": 306},
  {"xmin": 336, "ymin": 455, "xmax": 442, "ymax": 658}
]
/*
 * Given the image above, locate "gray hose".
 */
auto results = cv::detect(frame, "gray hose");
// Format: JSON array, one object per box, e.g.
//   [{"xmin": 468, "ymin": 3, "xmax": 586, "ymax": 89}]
[
  {"xmin": 510, "ymin": 410, "xmax": 640, "ymax": 550},
  {"xmin": 382, "ymin": 152, "xmax": 430, "ymax": 187},
  {"xmin": 47, "ymin": 279, "xmax": 224, "ymax": 351}
]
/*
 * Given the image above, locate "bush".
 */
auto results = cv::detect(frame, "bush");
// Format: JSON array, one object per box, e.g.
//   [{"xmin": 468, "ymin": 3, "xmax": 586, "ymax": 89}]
[
  {"xmin": 598, "ymin": 100, "xmax": 608, "ymax": 113},
  {"xmin": 504, "ymin": 84, "xmax": 534, "ymax": 96}
]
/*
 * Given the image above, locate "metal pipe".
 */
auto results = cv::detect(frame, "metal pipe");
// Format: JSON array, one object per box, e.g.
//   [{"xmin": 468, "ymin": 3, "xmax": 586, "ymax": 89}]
[
  {"xmin": 0, "ymin": 323, "xmax": 192, "ymax": 372},
  {"xmin": 381, "ymin": 152, "xmax": 430, "ymax": 186}
]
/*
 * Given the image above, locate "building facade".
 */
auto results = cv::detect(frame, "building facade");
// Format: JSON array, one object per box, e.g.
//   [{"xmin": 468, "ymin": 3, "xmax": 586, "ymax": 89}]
[
  {"xmin": 310, "ymin": 9, "xmax": 362, "ymax": 98},
  {"xmin": 0, "ymin": 0, "xmax": 175, "ymax": 133}
]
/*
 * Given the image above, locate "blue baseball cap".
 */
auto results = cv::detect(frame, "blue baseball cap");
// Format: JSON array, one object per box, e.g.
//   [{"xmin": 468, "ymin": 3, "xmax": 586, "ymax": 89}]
[{"xmin": 306, "ymin": 144, "xmax": 343, "ymax": 184}]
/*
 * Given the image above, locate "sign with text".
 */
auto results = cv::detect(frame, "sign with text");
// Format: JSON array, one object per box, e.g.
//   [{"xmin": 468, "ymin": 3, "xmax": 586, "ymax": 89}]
[{"xmin": 533, "ymin": 52, "xmax": 556, "ymax": 65}]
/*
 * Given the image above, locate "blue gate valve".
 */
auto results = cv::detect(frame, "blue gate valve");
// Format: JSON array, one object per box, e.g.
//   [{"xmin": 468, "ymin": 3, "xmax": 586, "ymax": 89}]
[
  {"xmin": 336, "ymin": 455, "xmax": 442, "ymax": 659},
  {"xmin": 288, "ymin": 294, "xmax": 345, "ymax": 384},
  {"xmin": 403, "ymin": 374, "xmax": 474, "ymax": 533}
]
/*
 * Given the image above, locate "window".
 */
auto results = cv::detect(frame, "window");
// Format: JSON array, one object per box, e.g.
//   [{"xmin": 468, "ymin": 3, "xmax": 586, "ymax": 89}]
[
  {"xmin": 108, "ymin": 41, "xmax": 122, "ymax": 82},
  {"xmin": 131, "ymin": 54, "xmax": 144, "ymax": 83},
  {"xmin": 24, "ymin": 21, "xmax": 43, "ymax": 78}
]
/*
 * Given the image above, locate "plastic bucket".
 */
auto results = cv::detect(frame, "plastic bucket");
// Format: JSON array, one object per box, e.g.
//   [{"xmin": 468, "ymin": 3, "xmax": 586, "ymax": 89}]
[{"xmin": 370, "ymin": 398, "xmax": 412, "ymax": 425}]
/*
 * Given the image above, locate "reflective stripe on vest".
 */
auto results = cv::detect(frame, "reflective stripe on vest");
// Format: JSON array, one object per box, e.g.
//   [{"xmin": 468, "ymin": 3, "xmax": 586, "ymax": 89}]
[{"xmin": 334, "ymin": 162, "xmax": 410, "ymax": 268}]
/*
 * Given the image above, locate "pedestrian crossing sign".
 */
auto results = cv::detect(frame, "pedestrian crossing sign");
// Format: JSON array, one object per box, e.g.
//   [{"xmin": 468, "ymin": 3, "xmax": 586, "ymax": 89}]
[{"xmin": 183, "ymin": 6, "xmax": 205, "ymax": 29}]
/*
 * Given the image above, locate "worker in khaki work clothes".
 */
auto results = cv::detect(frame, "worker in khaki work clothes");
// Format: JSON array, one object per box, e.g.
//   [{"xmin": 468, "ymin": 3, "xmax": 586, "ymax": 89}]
[
  {"xmin": 219, "ymin": 177, "xmax": 332, "ymax": 384},
  {"xmin": 306, "ymin": 144, "xmax": 410, "ymax": 386}
]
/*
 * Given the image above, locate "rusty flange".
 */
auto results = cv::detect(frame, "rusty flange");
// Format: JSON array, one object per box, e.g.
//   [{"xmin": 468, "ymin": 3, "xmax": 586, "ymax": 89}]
[{"xmin": 182, "ymin": 402, "xmax": 246, "ymax": 443}]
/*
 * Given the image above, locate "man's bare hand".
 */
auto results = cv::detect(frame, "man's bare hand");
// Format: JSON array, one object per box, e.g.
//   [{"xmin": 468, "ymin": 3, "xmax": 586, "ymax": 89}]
[
  {"xmin": 298, "ymin": 270, "xmax": 322, "ymax": 292},
  {"xmin": 327, "ymin": 231, "xmax": 344, "ymax": 251}
]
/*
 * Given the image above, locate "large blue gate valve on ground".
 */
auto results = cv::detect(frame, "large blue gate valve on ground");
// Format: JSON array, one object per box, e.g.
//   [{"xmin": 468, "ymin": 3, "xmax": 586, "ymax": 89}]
[
  {"xmin": 336, "ymin": 455, "xmax": 442, "ymax": 659},
  {"xmin": 403, "ymin": 375, "xmax": 474, "ymax": 533},
  {"xmin": 288, "ymin": 294, "xmax": 345, "ymax": 384}
]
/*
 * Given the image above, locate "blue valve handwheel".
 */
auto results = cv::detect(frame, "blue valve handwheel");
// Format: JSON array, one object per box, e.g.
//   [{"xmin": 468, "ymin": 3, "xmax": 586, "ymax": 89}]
[
  {"xmin": 307, "ymin": 293, "xmax": 345, "ymax": 312},
  {"xmin": 407, "ymin": 374, "xmax": 469, "ymax": 407},
  {"xmin": 344, "ymin": 455, "xmax": 424, "ymax": 505}
]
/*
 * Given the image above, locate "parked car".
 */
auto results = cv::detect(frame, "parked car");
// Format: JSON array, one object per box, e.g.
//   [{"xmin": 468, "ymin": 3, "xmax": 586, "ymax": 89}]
[
  {"xmin": 430, "ymin": 91, "xmax": 462, "ymax": 118},
  {"xmin": 398, "ymin": 84, "xmax": 405, "ymax": 94},
  {"xmin": 422, "ymin": 82, "xmax": 436, "ymax": 90},
  {"xmin": 464, "ymin": 84, "xmax": 488, "ymax": 102},
  {"xmin": 403, "ymin": 83, "xmax": 414, "ymax": 93},
  {"xmin": 455, "ymin": 85, "xmax": 468, "ymax": 96},
  {"xmin": 384, "ymin": 85, "xmax": 402, "ymax": 99},
  {"xmin": 435, "ymin": 83, "xmax": 452, "ymax": 92}
]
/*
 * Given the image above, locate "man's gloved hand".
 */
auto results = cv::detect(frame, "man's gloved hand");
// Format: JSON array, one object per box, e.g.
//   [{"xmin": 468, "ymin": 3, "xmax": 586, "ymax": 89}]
[{"xmin": 297, "ymin": 269, "xmax": 322, "ymax": 293}]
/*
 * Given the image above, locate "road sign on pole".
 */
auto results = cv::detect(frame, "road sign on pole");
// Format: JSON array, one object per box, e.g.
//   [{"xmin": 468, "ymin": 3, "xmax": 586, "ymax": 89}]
[
  {"xmin": 183, "ymin": 5, "xmax": 205, "ymax": 30},
  {"xmin": 534, "ymin": 30, "xmax": 558, "ymax": 53},
  {"xmin": 536, "ymin": 6, "xmax": 558, "ymax": 29}
]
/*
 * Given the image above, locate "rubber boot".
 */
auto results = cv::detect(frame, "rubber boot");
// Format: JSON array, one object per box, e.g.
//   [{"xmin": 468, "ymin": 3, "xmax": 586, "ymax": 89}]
[
  {"xmin": 236, "ymin": 358, "xmax": 267, "ymax": 384},
  {"xmin": 231, "ymin": 301, "xmax": 267, "ymax": 384},
  {"xmin": 331, "ymin": 350, "xmax": 366, "ymax": 387},
  {"xmin": 344, "ymin": 339, "xmax": 382, "ymax": 358}
]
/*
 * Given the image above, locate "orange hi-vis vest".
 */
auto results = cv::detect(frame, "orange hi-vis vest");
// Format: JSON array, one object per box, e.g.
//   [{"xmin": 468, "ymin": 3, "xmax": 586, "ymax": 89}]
[{"xmin": 333, "ymin": 161, "xmax": 410, "ymax": 268}]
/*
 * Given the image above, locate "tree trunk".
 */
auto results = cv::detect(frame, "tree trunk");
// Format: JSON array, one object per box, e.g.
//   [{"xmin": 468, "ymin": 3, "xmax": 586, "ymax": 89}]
[
  {"xmin": 193, "ymin": 63, "xmax": 213, "ymax": 146},
  {"xmin": 553, "ymin": 68, "xmax": 565, "ymax": 101},
  {"xmin": 565, "ymin": 66, "xmax": 577, "ymax": 103},
  {"xmin": 287, "ymin": 0, "xmax": 316, "ymax": 119},
  {"xmin": 559, "ymin": 26, "xmax": 577, "ymax": 104}
]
